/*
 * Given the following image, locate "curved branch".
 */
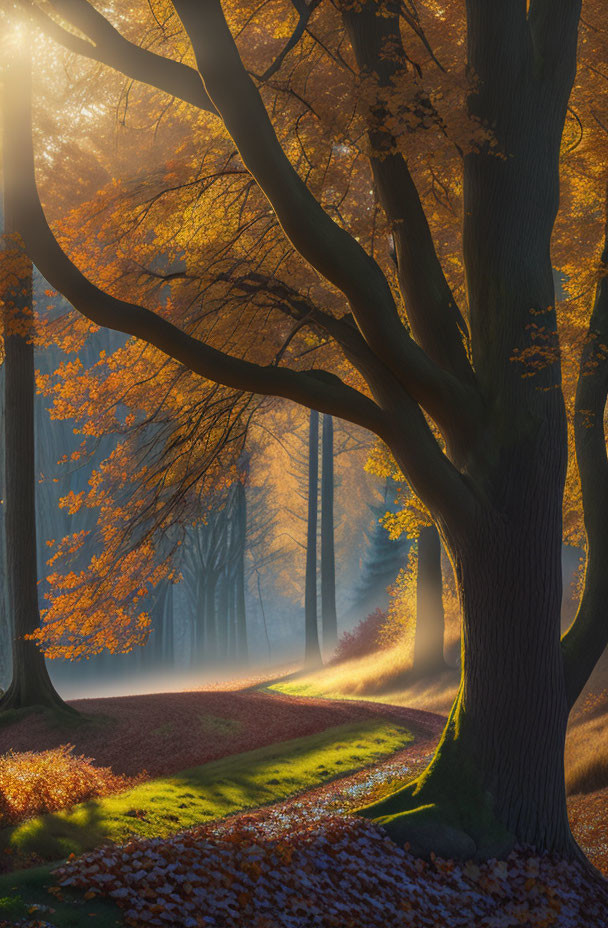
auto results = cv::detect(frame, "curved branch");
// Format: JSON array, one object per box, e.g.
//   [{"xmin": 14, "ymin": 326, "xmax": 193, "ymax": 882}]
[
  {"xmin": 23, "ymin": 0, "xmax": 217, "ymax": 113},
  {"xmin": 26, "ymin": 0, "xmax": 480, "ymax": 444},
  {"xmin": 10, "ymin": 15, "xmax": 477, "ymax": 532},
  {"xmin": 254, "ymin": 0, "xmax": 321, "ymax": 82},
  {"xmin": 562, "ymin": 187, "xmax": 608, "ymax": 708},
  {"xmin": 172, "ymin": 0, "xmax": 477, "ymax": 441},
  {"xmin": 3, "ymin": 50, "xmax": 383, "ymax": 437},
  {"xmin": 342, "ymin": 2, "xmax": 473, "ymax": 384}
]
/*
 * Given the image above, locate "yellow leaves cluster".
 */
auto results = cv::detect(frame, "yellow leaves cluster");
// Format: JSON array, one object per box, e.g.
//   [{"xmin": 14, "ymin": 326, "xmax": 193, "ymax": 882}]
[{"xmin": 0, "ymin": 745, "xmax": 134, "ymax": 825}]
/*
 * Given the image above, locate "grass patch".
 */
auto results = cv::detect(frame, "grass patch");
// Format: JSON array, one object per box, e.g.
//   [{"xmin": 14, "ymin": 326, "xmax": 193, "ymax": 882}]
[
  {"xmin": 1, "ymin": 719, "xmax": 411, "ymax": 867},
  {"xmin": 0, "ymin": 864, "xmax": 124, "ymax": 926},
  {"xmin": 567, "ymin": 755, "xmax": 608, "ymax": 795},
  {"xmin": 270, "ymin": 680, "xmax": 328, "ymax": 699},
  {"xmin": 198, "ymin": 713, "xmax": 243, "ymax": 737},
  {"xmin": 269, "ymin": 669, "xmax": 459, "ymax": 717}
]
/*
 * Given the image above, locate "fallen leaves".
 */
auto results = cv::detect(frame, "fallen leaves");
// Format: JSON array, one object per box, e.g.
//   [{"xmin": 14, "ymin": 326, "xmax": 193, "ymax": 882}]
[
  {"xmin": 0, "ymin": 690, "xmax": 441, "ymax": 779},
  {"xmin": 54, "ymin": 813, "xmax": 608, "ymax": 928}
]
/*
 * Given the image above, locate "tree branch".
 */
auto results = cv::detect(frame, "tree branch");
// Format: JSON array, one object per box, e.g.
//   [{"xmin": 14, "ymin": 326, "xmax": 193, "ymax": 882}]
[
  {"xmin": 171, "ymin": 0, "xmax": 476, "ymax": 440},
  {"xmin": 253, "ymin": 0, "xmax": 321, "ymax": 82},
  {"xmin": 3, "ymin": 48, "xmax": 384, "ymax": 437},
  {"xmin": 342, "ymin": 2, "xmax": 473, "ymax": 383},
  {"xmin": 25, "ymin": 0, "xmax": 479, "ymax": 442},
  {"xmin": 10, "ymin": 10, "xmax": 478, "ymax": 531},
  {"xmin": 23, "ymin": 0, "xmax": 217, "ymax": 113},
  {"xmin": 562, "ymin": 186, "xmax": 608, "ymax": 707}
]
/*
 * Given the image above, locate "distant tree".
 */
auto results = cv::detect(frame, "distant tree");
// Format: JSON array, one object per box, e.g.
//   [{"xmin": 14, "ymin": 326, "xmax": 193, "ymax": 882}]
[
  {"xmin": 353, "ymin": 478, "xmax": 411, "ymax": 621},
  {"xmin": 412, "ymin": 524, "xmax": 446, "ymax": 675},
  {"xmin": 304, "ymin": 409, "xmax": 322, "ymax": 666},
  {"xmin": 320, "ymin": 414, "xmax": 338, "ymax": 652},
  {"xmin": 0, "ymin": 187, "xmax": 72, "ymax": 712}
]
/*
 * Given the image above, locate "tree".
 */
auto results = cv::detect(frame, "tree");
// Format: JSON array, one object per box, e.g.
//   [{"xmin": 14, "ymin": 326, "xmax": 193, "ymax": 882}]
[
  {"xmin": 412, "ymin": 524, "xmax": 446, "ymax": 675},
  {"xmin": 304, "ymin": 409, "xmax": 322, "ymax": 666},
  {"xmin": 352, "ymin": 478, "xmax": 411, "ymax": 622},
  {"xmin": 7, "ymin": 0, "xmax": 608, "ymax": 858},
  {"xmin": 0, "ymin": 167, "xmax": 73, "ymax": 713},
  {"xmin": 320, "ymin": 414, "xmax": 338, "ymax": 653}
]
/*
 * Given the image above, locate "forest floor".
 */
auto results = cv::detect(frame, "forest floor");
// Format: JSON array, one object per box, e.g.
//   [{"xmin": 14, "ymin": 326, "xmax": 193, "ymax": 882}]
[
  {"xmin": 0, "ymin": 682, "xmax": 607, "ymax": 926},
  {"xmin": 0, "ymin": 688, "xmax": 437, "ymax": 779}
]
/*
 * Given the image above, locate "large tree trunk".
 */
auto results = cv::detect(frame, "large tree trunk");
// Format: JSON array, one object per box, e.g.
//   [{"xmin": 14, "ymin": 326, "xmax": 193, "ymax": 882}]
[
  {"xmin": 304, "ymin": 410, "xmax": 322, "ymax": 666},
  {"xmin": 412, "ymin": 524, "xmax": 446, "ymax": 674},
  {"xmin": 357, "ymin": 1, "xmax": 579, "ymax": 859},
  {"xmin": 320, "ymin": 414, "xmax": 338, "ymax": 653},
  {"xmin": 362, "ymin": 476, "xmax": 571, "ymax": 856},
  {"xmin": 0, "ymin": 197, "xmax": 73, "ymax": 713}
]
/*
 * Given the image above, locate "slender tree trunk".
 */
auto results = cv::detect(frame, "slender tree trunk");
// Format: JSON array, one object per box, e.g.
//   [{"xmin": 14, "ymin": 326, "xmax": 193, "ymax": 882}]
[
  {"xmin": 0, "ymin": 166, "xmax": 73, "ymax": 712},
  {"xmin": 164, "ymin": 582, "xmax": 174, "ymax": 667},
  {"xmin": 234, "ymin": 482, "xmax": 248, "ymax": 666},
  {"xmin": 204, "ymin": 570, "xmax": 218, "ymax": 663},
  {"xmin": 192, "ymin": 575, "xmax": 206, "ymax": 667},
  {"xmin": 256, "ymin": 570, "xmax": 272, "ymax": 661},
  {"xmin": 217, "ymin": 567, "xmax": 229, "ymax": 665},
  {"xmin": 321, "ymin": 414, "xmax": 338, "ymax": 653},
  {"xmin": 152, "ymin": 582, "xmax": 174, "ymax": 668},
  {"xmin": 412, "ymin": 524, "xmax": 446, "ymax": 674},
  {"xmin": 226, "ymin": 572, "xmax": 236, "ymax": 662},
  {"xmin": 304, "ymin": 410, "xmax": 322, "ymax": 666}
]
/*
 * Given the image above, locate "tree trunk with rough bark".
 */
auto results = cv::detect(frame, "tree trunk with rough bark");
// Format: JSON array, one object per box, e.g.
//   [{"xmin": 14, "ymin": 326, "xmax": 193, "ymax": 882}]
[
  {"xmin": 352, "ymin": 0, "xmax": 581, "ymax": 858},
  {"xmin": 364, "ymin": 463, "xmax": 571, "ymax": 856}
]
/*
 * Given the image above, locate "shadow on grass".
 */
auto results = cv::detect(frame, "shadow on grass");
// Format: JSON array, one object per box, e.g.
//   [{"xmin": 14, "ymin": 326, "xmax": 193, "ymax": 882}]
[
  {"xmin": 0, "ymin": 719, "xmax": 412, "ymax": 867},
  {"xmin": 0, "ymin": 704, "xmax": 115, "ymax": 732},
  {"xmin": 1, "ymin": 799, "xmax": 109, "ymax": 864},
  {"xmin": 0, "ymin": 862, "xmax": 124, "ymax": 927}
]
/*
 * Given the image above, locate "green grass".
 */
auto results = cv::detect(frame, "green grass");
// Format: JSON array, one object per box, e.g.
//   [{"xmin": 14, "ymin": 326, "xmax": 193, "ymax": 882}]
[
  {"xmin": 1, "ymin": 719, "xmax": 411, "ymax": 864},
  {"xmin": 270, "ymin": 680, "xmax": 329, "ymax": 698},
  {"xmin": 0, "ymin": 865, "xmax": 124, "ymax": 926},
  {"xmin": 0, "ymin": 718, "xmax": 411, "ymax": 928}
]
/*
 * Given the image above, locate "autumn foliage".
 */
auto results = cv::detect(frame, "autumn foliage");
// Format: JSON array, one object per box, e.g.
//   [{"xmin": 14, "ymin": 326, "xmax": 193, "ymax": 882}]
[
  {"xmin": 332, "ymin": 609, "xmax": 390, "ymax": 664},
  {"xmin": 0, "ymin": 745, "xmax": 134, "ymax": 825}
]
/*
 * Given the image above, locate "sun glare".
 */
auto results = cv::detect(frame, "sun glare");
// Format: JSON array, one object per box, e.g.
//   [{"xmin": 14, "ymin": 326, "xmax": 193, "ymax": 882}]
[{"xmin": 0, "ymin": 12, "xmax": 27, "ymax": 61}]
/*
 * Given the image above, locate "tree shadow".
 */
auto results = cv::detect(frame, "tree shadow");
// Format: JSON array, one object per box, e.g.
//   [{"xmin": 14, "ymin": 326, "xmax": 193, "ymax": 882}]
[{"xmin": 1, "ymin": 799, "xmax": 109, "ymax": 866}]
